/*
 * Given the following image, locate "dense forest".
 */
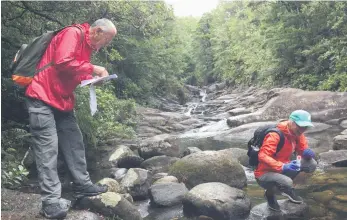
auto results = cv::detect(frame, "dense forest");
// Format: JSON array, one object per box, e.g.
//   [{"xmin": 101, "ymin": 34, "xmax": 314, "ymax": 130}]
[{"xmin": 1, "ymin": 1, "xmax": 347, "ymax": 187}]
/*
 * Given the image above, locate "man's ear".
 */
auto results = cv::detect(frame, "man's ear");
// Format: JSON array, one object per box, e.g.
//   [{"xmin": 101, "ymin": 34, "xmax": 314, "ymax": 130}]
[{"xmin": 96, "ymin": 27, "xmax": 103, "ymax": 34}]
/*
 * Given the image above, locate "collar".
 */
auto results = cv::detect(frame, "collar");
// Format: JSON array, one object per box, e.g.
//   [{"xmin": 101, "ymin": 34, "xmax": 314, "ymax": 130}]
[{"xmin": 80, "ymin": 23, "xmax": 97, "ymax": 51}]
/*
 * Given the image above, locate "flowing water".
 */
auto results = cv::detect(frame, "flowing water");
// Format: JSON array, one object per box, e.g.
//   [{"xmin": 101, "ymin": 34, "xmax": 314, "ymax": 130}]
[{"xmin": 136, "ymin": 87, "xmax": 347, "ymax": 220}]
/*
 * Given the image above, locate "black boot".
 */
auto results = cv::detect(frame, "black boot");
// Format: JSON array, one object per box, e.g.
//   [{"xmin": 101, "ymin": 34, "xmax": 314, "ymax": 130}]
[
  {"xmin": 40, "ymin": 201, "xmax": 69, "ymax": 219},
  {"xmin": 281, "ymin": 188, "xmax": 303, "ymax": 204},
  {"xmin": 265, "ymin": 190, "xmax": 281, "ymax": 211},
  {"xmin": 74, "ymin": 183, "xmax": 108, "ymax": 198}
]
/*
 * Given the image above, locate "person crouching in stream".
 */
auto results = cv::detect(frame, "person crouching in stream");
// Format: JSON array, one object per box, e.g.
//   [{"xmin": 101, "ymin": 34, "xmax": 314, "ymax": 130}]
[{"xmin": 254, "ymin": 110, "xmax": 317, "ymax": 211}]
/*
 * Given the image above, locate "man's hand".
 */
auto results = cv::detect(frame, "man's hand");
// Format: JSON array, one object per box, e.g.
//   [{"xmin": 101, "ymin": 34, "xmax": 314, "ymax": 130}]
[{"xmin": 93, "ymin": 65, "xmax": 109, "ymax": 77}]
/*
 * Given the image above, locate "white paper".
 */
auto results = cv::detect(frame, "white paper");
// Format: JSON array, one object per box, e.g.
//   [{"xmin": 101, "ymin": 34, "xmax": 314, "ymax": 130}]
[
  {"xmin": 80, "ymin": 74, "xmax": 118, "ymax": 116},
  {"xmin": 90, "ymin": 85, "xmax": 97, "ymax": 116},
  {"xmin": 81, "ymin": 74, "xmax": 118, "ymax": 87}
]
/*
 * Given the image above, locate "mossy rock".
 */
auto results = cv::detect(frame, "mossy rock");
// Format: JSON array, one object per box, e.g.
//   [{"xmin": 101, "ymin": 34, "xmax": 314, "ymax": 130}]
[
  {"xmin": 77, "ymin": 192, "xmax": 142, "ymax": 219},
  {"xmin": 97, "ymin": 178, "xmax": 126, "ymax": 194},
  {"xmin": 168, "ymin": 151, "xmax": 246, "ymax": 189}
]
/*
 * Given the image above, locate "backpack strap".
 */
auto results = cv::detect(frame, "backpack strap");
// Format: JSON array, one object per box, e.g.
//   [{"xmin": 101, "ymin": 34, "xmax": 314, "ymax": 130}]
[
  {"xmin": 36, "ymin": 25, "xmax": 85, "ymax": 74},
  {"xmin": 265, "ymin": 128, "xmax": 285, "ymax": 156}
]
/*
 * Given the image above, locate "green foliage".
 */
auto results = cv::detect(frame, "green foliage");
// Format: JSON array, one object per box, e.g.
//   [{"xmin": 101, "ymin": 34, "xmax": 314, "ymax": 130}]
[
  {"xmin": 75, "ymin": 85, "xmax": 137, "ymax": 147},
  {"xmin": 191, "ymin": 1, "xmax": 347, "ymax": 91},
  {"xmin": 1, "ymin": 159, "xmax": 29, "ymax": 189}
]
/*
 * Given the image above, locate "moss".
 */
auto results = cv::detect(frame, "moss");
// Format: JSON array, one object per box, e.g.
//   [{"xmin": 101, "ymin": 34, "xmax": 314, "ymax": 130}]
[
  {"xmin": 168, "ymin": 155, "xmax": 245, "ymax": 189},
  {"xmin": 334, "ymin": 195, "xmax": 347, "ymax": 202},
  {"xmin": 109, "ymin": 146, "xmax": 133, "ymax": 162},
  {"xmin": 100, "ymin": 192, "xmax": 122, "ymax": 208},
  {"xmin": 309, "ymin": 190, "xmax": 335, "ymax": 204},
  {"xmin": 98, "ymin": 178, "xmax": 125, "ymax": 193}
]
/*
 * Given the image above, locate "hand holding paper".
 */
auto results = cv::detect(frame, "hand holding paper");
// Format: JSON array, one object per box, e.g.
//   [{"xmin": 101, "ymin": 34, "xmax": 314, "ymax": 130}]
[{"xmin": 81, "ymin": 74, "xmax": 118, "ymax": 116}]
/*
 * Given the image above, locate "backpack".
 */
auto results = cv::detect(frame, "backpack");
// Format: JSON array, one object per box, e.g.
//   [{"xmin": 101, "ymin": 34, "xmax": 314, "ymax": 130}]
[
  {"xmin": 247, "ymin": 124, "xmax": 285, "ymax": 167},
  {"xmin": 11, "ymin": 25, "xmax": 84, "ymax": 88}
]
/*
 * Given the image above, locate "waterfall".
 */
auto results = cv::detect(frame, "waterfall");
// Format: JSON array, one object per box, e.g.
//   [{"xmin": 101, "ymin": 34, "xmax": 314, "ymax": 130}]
[
  {"xmin": 184, "ymin": 103, "xmax": 198, "ymax": 116},
  {"xmin": 200, "ymin": 89, "xmax": 207, "ymax": 102}
]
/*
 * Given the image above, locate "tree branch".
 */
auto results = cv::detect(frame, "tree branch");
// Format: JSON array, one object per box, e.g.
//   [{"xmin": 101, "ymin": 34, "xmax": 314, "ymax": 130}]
[{"xmin": 21, "ymin": 1, "xmax": 64, "ymax": 26}]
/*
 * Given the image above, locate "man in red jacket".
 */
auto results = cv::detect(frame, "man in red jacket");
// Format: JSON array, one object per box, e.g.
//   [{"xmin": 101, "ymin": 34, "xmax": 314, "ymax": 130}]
[
  {"xmin": 25, "ymin": 18, "xmax": 117, "ymax": 219},
  {"xmin": 255, "ymin": 110, "xmax": 317, "ymax": 211}
]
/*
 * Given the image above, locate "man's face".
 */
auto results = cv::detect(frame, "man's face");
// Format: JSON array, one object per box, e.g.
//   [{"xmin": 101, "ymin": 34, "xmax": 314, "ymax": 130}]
[
  {"xmin": 91, "ymin": 27, "xmax": 116, "ymax": 50},
  {"xmin": 290, "ymin": 121, "xmax": 308, "ymax": 136}
]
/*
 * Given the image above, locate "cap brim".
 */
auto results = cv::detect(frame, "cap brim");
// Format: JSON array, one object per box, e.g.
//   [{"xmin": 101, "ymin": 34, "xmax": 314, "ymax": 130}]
[{"xmin": 296, "ymin": 121, "xmax": 314, "ymax": 127}]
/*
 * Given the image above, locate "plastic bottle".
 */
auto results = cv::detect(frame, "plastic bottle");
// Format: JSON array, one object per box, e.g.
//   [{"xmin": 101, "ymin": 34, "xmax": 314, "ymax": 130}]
[{"xmin": 296, "ymin": 155, "xmax": 302, "ymax": 171}]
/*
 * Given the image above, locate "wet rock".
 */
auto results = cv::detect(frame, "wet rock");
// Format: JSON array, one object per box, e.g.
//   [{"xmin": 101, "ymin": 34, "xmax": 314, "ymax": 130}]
[
  {"xmin": 318, "ymin": 150, "xmax": 347, "ymax": 167},
  {"xmin": 226, "ymin": 88, "xmax": 347, "ymax": 128},
  {"xmin": 153, "ymin": 176, "xmax": 179, "ymax": 184},
  {"xmin": 169, "ymin": 151, "xmax": 247, "ymax": 189},
  {"xmin": 328, "ymin": 200, "xmax": 347, "ymax": 213},
  {"xmin": 152, "ymin": 173, "xmax": 168, "ymax": 183},
  {"xmin": 139, "ymin": 140, "xmax": 180, "ymax": 160},
  {"xmin": 340, "ymin": 119, "xmax": 347, "ymax": 129},
  {"xmin": 97, "ymin": 178, "xmax": 125, "ymax": 194},
  {"xmin": 140, "ymin": 155, "xmax": 179, "ymax": 173},
  {"xmin": 77, "ymin": 192, "xmax": 142, "ymax": 220},
  {"xmin": 109, "ymin": 145, "xmax": 143, "ymax": 168},
  {"xmin": 228, "ymin": 107, "xmax": 252, "ymax": 116},
  {"xmin": 110, "ymin": 168, "xmax": 128, "ymax": 181},
  {"xmin": 218, "ymin": 148, "xmax": 249, "ymax": 167},
  {"xmin": 248, "ymin": 200, "xmax": 309, "ymax": 220},
  {"xmin": 120, "ymin": 168, "xmax": 151, "ymax": 200},
  {"xmin": 149, "ymin": 182, "xmax": 188, "ymax": 207},
  {"xmin": 182, "ymin": 147, "xmax": 202, "ymax": 157},
  {"xmin": 334, "ymin": 195, "xmax": 347, "ymax": 202},
  {"xmin": 332, "ymin": 135, "xmax": 347, "ymax": 150},
  {"xmin": 309, "ymin": 190, "xmax": 335, "ymax": 204},
  {"xmin": 121, "ymin": 193, "xmax": 134, "ymax": 203},
  {"xmin": 183, "ymin": 182, "xmax": 251, "ymax": 220}
]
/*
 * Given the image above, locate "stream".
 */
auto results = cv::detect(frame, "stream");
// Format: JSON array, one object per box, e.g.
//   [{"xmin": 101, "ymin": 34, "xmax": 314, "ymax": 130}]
[{"xmin": 135, "ymin": 86, "xmax": 347, "ymax": 220}]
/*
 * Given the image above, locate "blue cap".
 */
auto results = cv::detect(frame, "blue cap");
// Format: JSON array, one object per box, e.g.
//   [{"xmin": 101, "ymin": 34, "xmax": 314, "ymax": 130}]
[{"xmin": 289, "ymin": 110, "xmax": 314, "ymax": 127}]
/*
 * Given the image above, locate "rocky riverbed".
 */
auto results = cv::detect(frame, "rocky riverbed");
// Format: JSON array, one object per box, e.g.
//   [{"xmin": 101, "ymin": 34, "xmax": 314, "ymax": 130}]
[{"xmin": 2, "ymin": 83, "xmax": 347, "ymax": 220}]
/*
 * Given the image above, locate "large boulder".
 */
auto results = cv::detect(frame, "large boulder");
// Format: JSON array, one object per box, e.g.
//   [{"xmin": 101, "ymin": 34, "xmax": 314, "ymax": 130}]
[
  {"xmin": 120, "ymin": 168, "xmax": 151, "ymax": 199},
  {"xmin": 77, "ymin": 192, "xmax": 142, "ymax": 220},
  {"xmin": 218, "ymin": 148, "xmax": 249, "ymax": 167},
  {"xmin": 140, "ymin": 155, "xmax": 179, "ymax": 173},
  {"xmin": 182, "ymin": 182, "xmax": 251, "ymax": 220},
  {"xmin": 319, "ymin": 150, "xmax": 347, "ymax": 167},
  {"xmin": 332, "ymin": 135, "xmax": 347, "ymax": 150},
  {"xmin": 169, "ymin": 151, "xmax": 247, "ymax": 189},
  {"xmin": 109, "ymin": 145, "xmax": 144, "ymax": 168},
  {"xmin": 227, "ymin": 89, "xmax": 347, "ymax": 128},
  {"xmin": 247, "ymin": 200, "xmax": 309, "ymax": 220},
  {"xmin": 148, "ymin": 182, "xmax": 188, "ymax": 207},
  {"xmin": 139, "ymin": 140, "xmax": 180, "ymax": 159}
]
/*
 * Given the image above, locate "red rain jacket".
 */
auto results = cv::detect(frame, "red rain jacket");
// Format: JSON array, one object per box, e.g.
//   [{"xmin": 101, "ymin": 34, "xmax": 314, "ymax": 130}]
[
  {"xmin": 254, "ymin": 121, "xmax": 308, "ymax": 178},
  {"xmin": 25, "ymin": 23, "xmax": 94, "ymax": 111}
]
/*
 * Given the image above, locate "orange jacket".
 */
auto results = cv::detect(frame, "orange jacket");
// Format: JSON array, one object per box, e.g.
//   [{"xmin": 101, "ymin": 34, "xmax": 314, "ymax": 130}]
[{"xmin": 254, "ymin": 121, "xmax": 308, "ymax": 178}]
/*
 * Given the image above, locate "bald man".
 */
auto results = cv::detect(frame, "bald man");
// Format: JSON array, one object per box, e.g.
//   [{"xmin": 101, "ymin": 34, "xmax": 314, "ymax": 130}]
[{"xmin": 25, "ymin": 18, "xmax": 117, "ymax": 219}]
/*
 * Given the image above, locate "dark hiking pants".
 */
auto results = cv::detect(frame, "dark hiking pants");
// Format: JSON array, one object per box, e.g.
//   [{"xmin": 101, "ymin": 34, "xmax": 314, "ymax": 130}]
[
  {"xmin": 256, "ymin": 158, "xmax": 317, "ymax": 193},
  {"xmin": 26, "ymin": 98, "xmax": 93, "ymax": 204}
]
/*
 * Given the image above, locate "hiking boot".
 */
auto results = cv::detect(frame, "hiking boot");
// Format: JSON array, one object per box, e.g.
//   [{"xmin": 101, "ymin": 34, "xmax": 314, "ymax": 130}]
[
  {"xmin": 264, "ymin": 190, "xmax": 281, "ymax": 212},
  {"xmin": 74, "ymin": 183, "xmax": 108, "ymax": 198},
  {"xmin": 39, "ymin": 202, "xmax": 68, "ymax": 219},
  {"xmin": 281, "ymin": 188, "xmax": 303, "ymax": 204}
]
